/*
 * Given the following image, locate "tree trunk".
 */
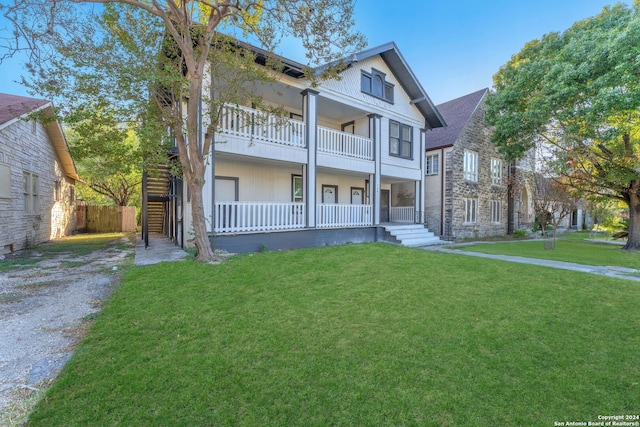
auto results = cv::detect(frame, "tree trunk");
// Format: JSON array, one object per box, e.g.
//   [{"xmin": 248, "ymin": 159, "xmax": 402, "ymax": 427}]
[
  {"xmin": 187, "ymin": 174, "xmax": 218, "ymax": 262},
  {"xmin": 624, "ymin": 190, "xmax": 640, "ymax": 250}
]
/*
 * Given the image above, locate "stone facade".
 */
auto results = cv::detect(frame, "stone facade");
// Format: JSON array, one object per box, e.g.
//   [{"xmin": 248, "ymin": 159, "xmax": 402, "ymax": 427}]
[
  {"xmin": 445, "ymin": 102, "xmax": 508, "ymax": 238},
  {"xmin": 425, "ymin": 89, "xmax": 509, "ymax": 239},
  {"xmin": 0, "ymin": 97, "xmax": 77, "ymax": 254}
]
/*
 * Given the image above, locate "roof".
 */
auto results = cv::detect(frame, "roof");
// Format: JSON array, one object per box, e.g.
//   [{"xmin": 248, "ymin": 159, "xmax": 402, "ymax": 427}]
[
  {"xmin": 0, "ymin": 93, "xmax": 49, "ymax": 127},
  {"xmin": 425, "ymin": 88, "xmax": 489, "ymax": 151},
  {"xmin": 337, "ymin": 42, "xmax": 446, "ymax": 130},
  {"xmin": 226, "ymin": 40, "xmax": 446, "ymax": 129},
  {"xmin": 0, "ymin": 93, "xmax": 78, "ymax": 181}
]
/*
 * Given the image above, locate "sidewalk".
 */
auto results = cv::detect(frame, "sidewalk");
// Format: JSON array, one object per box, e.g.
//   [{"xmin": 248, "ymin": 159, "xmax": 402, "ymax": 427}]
[
  {"xmin": 423, "ymin": 245, "xmax": 640, "ymax": 282},
  {"xmin": 134, "ymin": 233, "xmax": 189, "ymax": 266}
]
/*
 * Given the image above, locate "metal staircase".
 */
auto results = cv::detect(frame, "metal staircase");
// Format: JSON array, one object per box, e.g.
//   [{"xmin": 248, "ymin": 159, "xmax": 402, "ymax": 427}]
[
  {"xmin": 142, "ymin": 162, "xmax": 183, "ymax": 248},
  {"xmin": 145, "ymin": 164, "xmax": 172, "ymax": 233}
]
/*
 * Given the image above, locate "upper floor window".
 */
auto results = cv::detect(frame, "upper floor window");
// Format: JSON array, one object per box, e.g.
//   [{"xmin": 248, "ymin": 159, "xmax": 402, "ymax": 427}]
[
  {"xmin": 491, "ymin": 158, "xmax": 503, "ymax": 185},
  {"xmin": 390, "ymin": 120, "xmax": 412, "ymax": 159},
  {"xmin": 361, "ymin": 68, "xmax": 394, "ymax": 103},
  {"xmin": 463, "ymin": 150, "xmax": 478, "ymax": 182},
  {"xmin": 426, "ymin": 154, "xmax": 439, "ymax": 175}
]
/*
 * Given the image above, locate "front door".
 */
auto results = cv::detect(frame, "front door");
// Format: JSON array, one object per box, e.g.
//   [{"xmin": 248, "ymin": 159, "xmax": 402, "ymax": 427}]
[
  {"xmin": 322, "ymin": 185, "xmax": 338, "ymax": 204},
  {"xmin": 351, "ymin": 187, "xmax": 364, "ymax": 205},
  {"xmin": 380, "ymin": 189, "xmax": 390, "ymax": 222}
]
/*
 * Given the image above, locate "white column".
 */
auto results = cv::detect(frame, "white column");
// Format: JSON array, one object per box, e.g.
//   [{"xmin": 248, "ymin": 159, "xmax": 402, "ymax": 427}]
[
  {"xmin": 417, "ymin": 129, "xmax": 426, "ymax": 224},
  {"xmin": 302, "ymin": 89, "xmax": 319, "ymax": 228},
  {"xmin": 368, "ymin": 114, "xmax": 382, "ymax": 225}
]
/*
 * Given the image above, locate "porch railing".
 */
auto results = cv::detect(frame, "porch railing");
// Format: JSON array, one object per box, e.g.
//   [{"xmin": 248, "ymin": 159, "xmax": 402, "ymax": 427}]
[
  {"xmin": 218, "ymin": 104, "xmax": 306, "ymax": 148},
  {"xmin": 317, "ymin": 204, "xmax": 373, "ymax": 228},
  {"xmin": 390, "ymin": 206, "xmax": 415, "ymax": 223},
  {"xmin": 317, "ymin": 126, "xmax": 373, "ymax": 160},
  {"xmin": 214, "ymin": 201, "xmax": 305, "ymax": 233}
]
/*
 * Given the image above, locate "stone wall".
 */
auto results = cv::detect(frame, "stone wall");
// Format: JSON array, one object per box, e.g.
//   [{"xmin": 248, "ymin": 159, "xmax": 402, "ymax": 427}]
[
  {"xmin": 444, "ymin": 100, "xmax": 509, "ymax": 239},
  {"xmin": 0, "ymin": 118, "xmax": 76, "ymax": 253}
]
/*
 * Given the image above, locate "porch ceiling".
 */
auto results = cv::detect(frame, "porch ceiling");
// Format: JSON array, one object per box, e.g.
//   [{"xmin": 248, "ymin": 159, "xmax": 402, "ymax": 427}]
[
  {"xmin": 215, "ymin": 151, "xmax": 305, "ymax": 169},
  {"xmin": 259, "ymin": 81, "xmax": 368, "ymax": 123},
  {"xmin": 317, "ymin": 165, "xmax": 370, "ymax": 178}
]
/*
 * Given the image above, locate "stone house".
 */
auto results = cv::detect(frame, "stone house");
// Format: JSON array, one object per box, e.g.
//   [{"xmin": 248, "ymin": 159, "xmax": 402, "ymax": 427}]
[
  {"xmin": 0, "ymin": 93, "xmax": 79, "ymax": 253},
  {"xmin": 424, "ymin": 88, "xmax": 509, "ymax": 239}
]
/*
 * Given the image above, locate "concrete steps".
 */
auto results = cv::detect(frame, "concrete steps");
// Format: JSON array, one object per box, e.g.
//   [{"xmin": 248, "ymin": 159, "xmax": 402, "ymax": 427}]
[{"xmin": 383, "ymin": 224, "xmax": 446, "ymax": 247}]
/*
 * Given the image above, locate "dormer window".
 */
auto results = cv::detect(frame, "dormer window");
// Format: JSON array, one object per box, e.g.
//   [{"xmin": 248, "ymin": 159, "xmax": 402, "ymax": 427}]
[{"xmin": 361, "ymin": 68, "xmax": 394, "ymax": 103}]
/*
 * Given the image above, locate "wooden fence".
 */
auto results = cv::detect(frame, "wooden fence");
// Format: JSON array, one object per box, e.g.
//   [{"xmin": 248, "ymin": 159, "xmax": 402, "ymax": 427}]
[{"xmin": 77, "ymin": 205, "xmax": 137, "ymax": 233}]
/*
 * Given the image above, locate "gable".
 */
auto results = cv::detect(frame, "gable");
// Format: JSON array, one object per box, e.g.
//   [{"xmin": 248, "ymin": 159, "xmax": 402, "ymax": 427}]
[
  {"xmin": 316, "ymin": 43, "xmax": 445, "ymax": 130},
  {"xmin": 425, "ymin": 88, "xmax": 489, "ymax": 151},
  {"xmin": 319, "ymin": 56, "xmax": 417, "ymax": 121},
  {"xmin": 0, "ymin": 93, "xmax": 49, "ymax": 130},
  {"xmin": 0, "ymin": 94, "xmax": 78, "ymax": 181}
]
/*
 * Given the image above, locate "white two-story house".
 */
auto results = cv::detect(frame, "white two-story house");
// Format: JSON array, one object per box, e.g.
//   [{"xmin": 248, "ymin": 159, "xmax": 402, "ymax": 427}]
[{"xmin": 145, "ymin": 42, "xmax": 447, "ymax": 253}]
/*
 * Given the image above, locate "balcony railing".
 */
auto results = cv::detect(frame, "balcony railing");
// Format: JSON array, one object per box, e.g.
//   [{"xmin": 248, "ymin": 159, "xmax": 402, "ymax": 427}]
[
  {"xmin": 214, "ymin": 201, "xmax": 305, "ymax": 233},
  {"xmin": 390, "ymin": 206, "xmax": 416, "ymax": 223},
  {"xmin": 317, "ymin": 204, "xmax": 373, "ymax": 228},
  {"xmin": 317, "ymin": 126, "xmax": 373, "ymax": 160},
  {"xmin": 216, "ymin": 104, "xmax": 373, "ymax": 160},
  {"xmin": 218, "ymin": 104, "xmax": 306, "ymax": 148}
]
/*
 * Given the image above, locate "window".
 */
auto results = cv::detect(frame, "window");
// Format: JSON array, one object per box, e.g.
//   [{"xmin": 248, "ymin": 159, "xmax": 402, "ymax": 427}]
[
  {"xmin": 23, "ymin": 172, "xmax": 39, "ymax": 213},
  {"xmin": 390, "ymin": 120, "xmax": 412, "ymax": 159},
  {"xmin": 464, "ymin": 198, "xmax": 477, "ymax": 223},
  {"xmin": 426, "ymin": 154, "xmax": 439, "ymax": 175},
  {"xmin": 463, "ymin": 150, "xmax": 478, "ymax": 182},
  {"xmin": 491, "ymin": 200, "xmax": 502, "ymax": 223},
  {"xmin": 292, "ymin": 175, "xmax": 303, "ymax": 203},
  {"xmin": 0, "ymin": 151, "xmax": 9, "ymax": 198},
  {"xmin": 491, "ymin": 158, "xmax": 502, "ymax": 185},
  {"xmin": 361, "ymin": 68, "xmax": 394, "ymax": 103},
  {"xmin": 54, "ymin": 180, "xmax": 61, "ymax": 201}
]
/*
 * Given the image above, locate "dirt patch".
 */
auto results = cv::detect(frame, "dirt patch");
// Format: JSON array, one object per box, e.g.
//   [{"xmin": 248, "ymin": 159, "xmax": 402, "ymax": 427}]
[{"xmin": 0, "ymin": 235, "xmax": 135, "ymax": 423}]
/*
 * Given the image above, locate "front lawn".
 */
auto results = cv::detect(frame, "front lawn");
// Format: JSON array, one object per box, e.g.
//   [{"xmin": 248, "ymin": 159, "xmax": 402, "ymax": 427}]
[
  {"xmin": 457, "ymin": 232, "xmax": 640, "ymax": 270},
  {"xmin": 28, "ymin": 244, "xmax": 640, "ymax": 426}
]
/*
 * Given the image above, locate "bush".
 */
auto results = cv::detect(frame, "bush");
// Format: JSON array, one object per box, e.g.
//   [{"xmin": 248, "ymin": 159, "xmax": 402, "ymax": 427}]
[{"xmin": 512, "ymin": 229, "xmax": 528, "ymax": 238}]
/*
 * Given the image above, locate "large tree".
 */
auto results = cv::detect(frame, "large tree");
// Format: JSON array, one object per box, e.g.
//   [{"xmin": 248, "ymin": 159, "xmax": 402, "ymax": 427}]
[
  {"xmin": 2, "ymin": 0, "xmax": 365, "ymax": 261},
  {"xmin": 486, "ymin": 2, "xmax": 640, "ymax": 250},
  {"xmin": 67, "ymin": 122, "xmax": 141, "ymax": 207}
]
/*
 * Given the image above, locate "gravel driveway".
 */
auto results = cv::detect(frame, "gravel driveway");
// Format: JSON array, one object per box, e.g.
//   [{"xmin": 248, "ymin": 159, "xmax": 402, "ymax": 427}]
[{"xmin": 0, "ymin": 236, "xmax": 135, "ymax": 422}]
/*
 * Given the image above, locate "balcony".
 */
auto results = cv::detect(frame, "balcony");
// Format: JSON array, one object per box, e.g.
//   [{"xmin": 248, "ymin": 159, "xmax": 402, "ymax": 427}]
[
  {"xmin": 217, "ymin": 104, "xmax": 373, "ymax": 161},
  {"xmin": 218, "ymin": 104, "xmax": 306, "ymax": 148}
]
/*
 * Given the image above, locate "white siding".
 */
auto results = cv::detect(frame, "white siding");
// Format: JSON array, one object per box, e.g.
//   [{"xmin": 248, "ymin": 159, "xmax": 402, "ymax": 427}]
[
  {"xmin": 213, "ymin": 159, "xmax": 304, "ymax": 202},
  {"xmin": 319, "ymin": 56, "xmax": 424, "ymax": 124}
]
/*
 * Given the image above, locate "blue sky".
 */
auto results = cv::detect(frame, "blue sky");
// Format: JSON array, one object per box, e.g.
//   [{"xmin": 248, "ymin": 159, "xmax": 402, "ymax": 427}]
[{"xmin": 0, "ymin": 0, "xmax": 633, "ymax": 105}]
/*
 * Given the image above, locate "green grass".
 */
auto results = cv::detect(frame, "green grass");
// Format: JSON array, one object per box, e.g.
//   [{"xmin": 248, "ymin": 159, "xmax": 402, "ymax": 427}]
[
  {"xmin": 28, "ymin": 243, "xmax": 640, "ymax": 426},
  {"xmin": 457, "ymin": 232, "xmax": 640, "ymax": 270}
]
